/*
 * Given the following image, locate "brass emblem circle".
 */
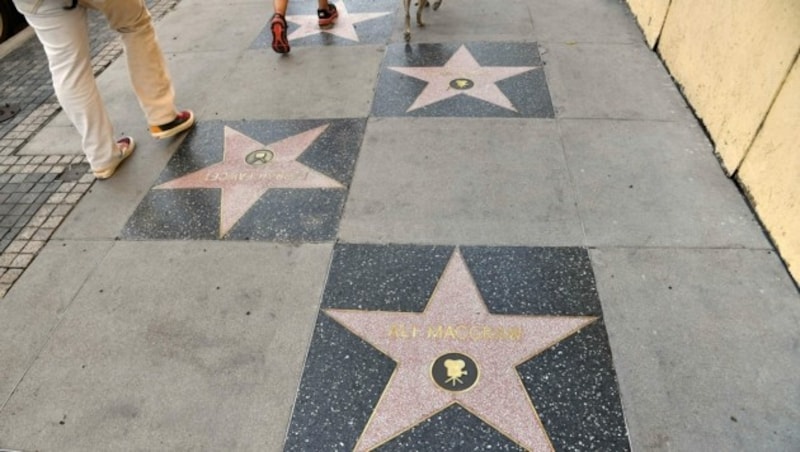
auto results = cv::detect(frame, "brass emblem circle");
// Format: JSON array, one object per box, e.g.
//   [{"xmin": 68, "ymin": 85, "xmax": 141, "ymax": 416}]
[
  {"xmin": 449, "ymin": 78, "xmax": 474, "ymax": 90},
  {"xmin": 431, "ymin": 352, "xmax": 479, "ymax": 392},
  {"xmin": 245, "ymin": 149, "xmax": 274, "ymax": 166}
]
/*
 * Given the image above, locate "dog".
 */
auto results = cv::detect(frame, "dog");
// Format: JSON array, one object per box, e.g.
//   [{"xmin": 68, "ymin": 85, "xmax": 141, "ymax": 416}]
[{"xmin": 403, "ymin": 0, "xmax": 444, "ymax": 42}]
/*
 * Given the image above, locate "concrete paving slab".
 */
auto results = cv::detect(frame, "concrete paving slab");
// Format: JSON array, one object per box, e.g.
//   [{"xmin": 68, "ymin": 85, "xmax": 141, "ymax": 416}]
[
  {"xmin": 0, "ymin": 241, "xmax": 333, "ymax": 451},
  {"xmin": 130, "ymin": 50, "xmax": 236, "ymax": 124},
  {"xmin": 157, "ymin": 2, "xmax": 267, "ymax": 53},
  {"xmin": 590, "ymin": 247, "xmax": 800, "ymax": 451},
  {"xmin": 0, "ymin": 241, "xmax": 112, "ymax": 411},
  {"xmin": 204, "ymin": 46, "xmax": 384, "ymax": 120},
  {"xmin": 15, "ymin": 123, "xmax": 85, "ymax": 157},
  {"xmin": 560, "ymin": 119, "xmax": 770, "ymax": 248},
  {"xmin": 38, "ymin": 109, "xmax": 72, "ymax": 128},
  {"xmin": 51, "ymin": 134, "xmax": 186, "ymax": 241},
  {"xmin": 338, "ymin": 117, "xmax": 584, "ymax": 246},
  {"xmin": 542, "ymin": 42, "xmax": 695, "ymax": 121},
  {"xmin": 525, "ymin": 0, "xmax": 644, "ymax": 44}
]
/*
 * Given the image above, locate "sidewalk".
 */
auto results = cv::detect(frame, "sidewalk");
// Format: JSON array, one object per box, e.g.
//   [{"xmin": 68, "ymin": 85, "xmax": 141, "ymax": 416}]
[{"xmin": 1, "ymin": 0, "xmax": 798, "ymax": 450}]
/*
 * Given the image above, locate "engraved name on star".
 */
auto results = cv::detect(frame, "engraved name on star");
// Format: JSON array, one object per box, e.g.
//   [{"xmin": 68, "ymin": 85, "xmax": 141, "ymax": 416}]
[
  {"xmin": 287, "ymin": 1, "xmax": 391, "ymax": 42},
  {"xmin": 154, "ymin": 125, "xmax": 343, "ymax": 238},
  {"xmin": 388, "ymin": 45, "xmax": 540, "ymax": 112},
  {"xmin": 324, "ymin": 248, "xmax": 597, "ymax": 451}
]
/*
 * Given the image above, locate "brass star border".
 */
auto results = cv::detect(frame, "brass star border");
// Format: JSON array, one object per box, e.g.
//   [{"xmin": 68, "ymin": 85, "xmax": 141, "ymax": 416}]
[
  {"xmin": 122, "ymin": 119, "xmax": 365, "ymax": 241},
  {"xmin": 285, "ymin": 244, "xmax": 631, "ymax": 450}
]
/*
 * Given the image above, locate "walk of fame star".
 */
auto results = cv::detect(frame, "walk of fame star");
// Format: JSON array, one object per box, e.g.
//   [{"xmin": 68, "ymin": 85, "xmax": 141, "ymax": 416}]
[
  {"xmin": 286, "ymin": 1, "xmax": 391, "ymax": 42},
  {"xmin": 154, "ymin": 125, "xmax": 343, "ymax": 238},
  {"xmin": 324, "ymin": 248, "xmax": 597, "ymax": 451},
  {"xmin": 388, "ymin": 45, "xmax": 540, "ymax": 112}
]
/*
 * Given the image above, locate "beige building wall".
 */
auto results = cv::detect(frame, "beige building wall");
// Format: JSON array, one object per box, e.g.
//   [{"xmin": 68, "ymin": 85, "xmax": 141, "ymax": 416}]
[
  {"xmin": 657, "ymin": 0, "xmax": 799, "ymax": 173},
  {"xmin": 625, "ymin": 0, "xmax": 670, "ymax": 48},
  {"xmin": 625, "ymin": 0, "xmax": 800, "ymax": 283},
  {"xmin": 738, "ymin": 61, "xmax": 799, "ymax": 282}
]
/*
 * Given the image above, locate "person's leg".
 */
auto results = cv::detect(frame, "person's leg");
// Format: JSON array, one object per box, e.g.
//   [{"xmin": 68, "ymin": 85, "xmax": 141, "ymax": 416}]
[
  {"xmin": 271, "ymin": 0, "xmax": 290, "ymax": 53},
  {"xmin": 22, "ymin": 4, "xmax": 123, "ymax": 173},
  {"xmin": 317, "ymin": 0, "xmax": 337, "ymax": 27},
  {"xmin": 274, "ymin": 0, "xmax": 288, "ymax": 16},
  {"xmin": 84, "ymin": 0, "xmax": 173, "ymax": 125},
  {"xmin": 85, "ymin": 0, "xmax": 193, "ymax": 137}
]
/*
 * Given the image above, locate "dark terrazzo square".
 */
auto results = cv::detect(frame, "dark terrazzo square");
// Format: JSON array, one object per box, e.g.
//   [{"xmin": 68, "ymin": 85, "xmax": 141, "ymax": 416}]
[
  {"xmin": 250, "ymin": 0, "xmax": 396, "ymax": 49},
  {"xmin": 286, "ymin": 244, "xmax": 630, "ymax": 451},
  {"xmin": 372, "ymin": 42, "xmax": 555, "ymax": 118},
  {"xmin": 121, "ymin": 118, "xmax": 365, "ymax": 242}
]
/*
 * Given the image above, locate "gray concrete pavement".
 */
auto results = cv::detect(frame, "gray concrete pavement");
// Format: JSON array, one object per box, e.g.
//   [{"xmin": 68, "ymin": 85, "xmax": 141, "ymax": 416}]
[{"xmin": 0, "ymin": 0, "xmax": 798, "ymax": 450}]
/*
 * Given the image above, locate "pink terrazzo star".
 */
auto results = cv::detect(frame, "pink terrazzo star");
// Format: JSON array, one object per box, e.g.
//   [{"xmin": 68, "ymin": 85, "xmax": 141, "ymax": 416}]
[
  {"xmin": 388, "ymin": 45, "xmax": 540, "ymax": 112},
  {"xmin": 154, "ymin": 125, "xmax": 343, "ymax": 237},
  {"xmin": 286, "ymin": 1, "xmax": 390, "ymax": 42},
  {"xmin": 325, "ymin": 248, "xmax": 597, "ymax": 451}
]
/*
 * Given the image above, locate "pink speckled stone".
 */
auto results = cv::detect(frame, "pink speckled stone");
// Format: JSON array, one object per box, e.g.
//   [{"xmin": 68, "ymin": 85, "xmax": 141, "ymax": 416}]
[
  {"xmin": 388, "ymin": 46, "xmax": 539, "ymax": 112},
  {"xmin": 325, "ymin": 248, "xmax": 597, "ymax": 450},
  {"xmin": 286, "ymin": 3, "xmax": 391, "ymax": 42},
  {"xmin": 155, "ymin": 125, "xmax": 342, "ymax": 237}
]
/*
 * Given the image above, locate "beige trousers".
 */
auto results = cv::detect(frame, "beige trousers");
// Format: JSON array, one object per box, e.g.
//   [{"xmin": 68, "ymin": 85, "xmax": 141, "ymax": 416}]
[{"xmin": 22, "ymin": 0, "xmax": 177, "ymax": 170}]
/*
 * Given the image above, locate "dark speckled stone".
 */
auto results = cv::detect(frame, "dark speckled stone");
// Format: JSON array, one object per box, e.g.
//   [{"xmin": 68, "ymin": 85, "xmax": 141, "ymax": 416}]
[
  {"xmin": 322, "ymin": 244, "xmax": 454, "ymax": 311},
  {"xmin": 286, "ymin": 313, "xmax": 395, "ymax": 452},
  {"xmin": 286, "ymin": 244, "xmax": 630, "ymax": 450},
  {"xmin": 372, "ymin": 42, "xmax": 555, "ymax": 118},
  {"xmin": 520, "ymin": 320, "xmax": 630, "ymax": 451},
  {"xmin": 122, "ymin": 119, "xmax": 364, "ymax": 241},
  {"xmin": 377, "ymin": 404, "xmax": 525, "ymax": 452},
  {"xmin": 461, "ymin": 246, "xmax": 601, "ymax": 316}
]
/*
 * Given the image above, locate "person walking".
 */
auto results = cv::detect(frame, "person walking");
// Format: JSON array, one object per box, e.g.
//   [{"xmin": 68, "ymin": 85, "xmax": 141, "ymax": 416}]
[
  {"xmin": 11, "ymin": 0, "xmax": 195, "ymax": 179},
  {"xmin": 269, "ymin": 0, "xmax": 338, "ymax": 54}
]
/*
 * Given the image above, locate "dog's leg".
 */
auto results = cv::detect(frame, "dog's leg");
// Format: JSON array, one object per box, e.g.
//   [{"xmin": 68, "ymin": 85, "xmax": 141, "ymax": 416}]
[
  {"xmin": 404, "ymin": 0, "xmax": 412, "ymax": 41},
  {"xmin": 432, "ymin": 0, "xmax": 443, "ymax": 11},
  {"xmin": 417, "ymin": 0, "xmax": 428, "ymax": 26}
]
